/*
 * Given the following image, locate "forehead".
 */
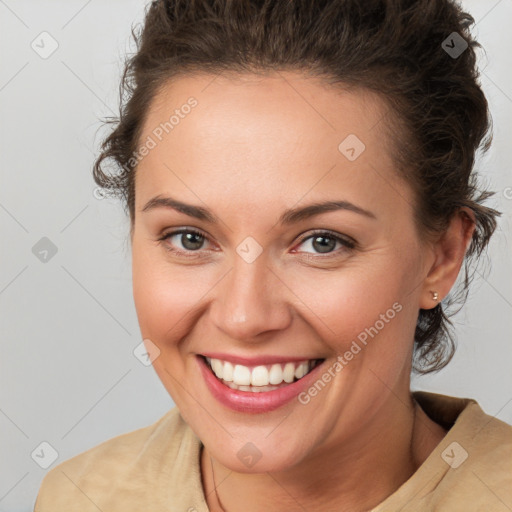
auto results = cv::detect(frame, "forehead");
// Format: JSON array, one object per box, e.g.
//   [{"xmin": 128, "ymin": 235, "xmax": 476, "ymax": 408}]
[{"xmin": 135, "ymin": 71, "xmax": 409, "ymax": 222}]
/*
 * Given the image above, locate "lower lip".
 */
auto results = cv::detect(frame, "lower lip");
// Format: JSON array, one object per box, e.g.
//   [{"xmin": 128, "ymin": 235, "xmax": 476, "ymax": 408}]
[{"xmin": 197, "ymin": 356, "xmax": 325, "ymax": 413}]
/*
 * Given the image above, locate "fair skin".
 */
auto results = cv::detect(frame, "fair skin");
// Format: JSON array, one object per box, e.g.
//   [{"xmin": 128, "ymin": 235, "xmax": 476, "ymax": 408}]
[{"xmin": 131, "ymin": 71, "xmax": 474, "ymax": 511}]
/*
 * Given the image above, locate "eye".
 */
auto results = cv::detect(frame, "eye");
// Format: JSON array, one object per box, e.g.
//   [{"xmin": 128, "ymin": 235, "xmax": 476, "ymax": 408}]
[
  {"xmin": 293, "ymin": 230, "xmax": 355, "ymax": 256},
  {"xmin": 158, "ymin": 227, "xmax": 356, "ymax": 260},
  {"xmin": 158, "ymin": 228, "xmax": 213, "ymax": 257}
]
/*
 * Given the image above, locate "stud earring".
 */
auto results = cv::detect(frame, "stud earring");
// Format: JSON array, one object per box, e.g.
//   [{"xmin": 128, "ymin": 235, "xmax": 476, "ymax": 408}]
[{"xmin": 431, "ymin": 291, "xmax": 439, "ymax": 302}]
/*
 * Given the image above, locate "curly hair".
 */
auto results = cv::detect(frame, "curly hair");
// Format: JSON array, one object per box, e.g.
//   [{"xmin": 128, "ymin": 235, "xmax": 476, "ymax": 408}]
[{"xmin": 93, "ymin": 0, "xmax": 500, "ymax": 374}]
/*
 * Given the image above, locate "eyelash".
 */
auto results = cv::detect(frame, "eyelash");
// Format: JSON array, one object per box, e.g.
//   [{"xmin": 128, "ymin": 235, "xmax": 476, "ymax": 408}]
[{"xmin": 157, "ymin": 227, "xmax": 356, "ymax": 260}]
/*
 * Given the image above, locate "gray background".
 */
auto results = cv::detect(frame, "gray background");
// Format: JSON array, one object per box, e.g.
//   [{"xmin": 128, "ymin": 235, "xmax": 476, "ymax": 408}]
[{"xmin": 0, "ymin": 1, "xmax": 511, "ymax": 510}]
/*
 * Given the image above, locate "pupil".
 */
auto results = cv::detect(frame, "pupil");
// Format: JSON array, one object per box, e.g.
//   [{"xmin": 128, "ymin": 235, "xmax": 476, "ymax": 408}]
[
  {"xmin": 182, "ymin": 232, "xmax": 203, "ymax": 250},
  {"xmin": 313, "ymin": 235, "xmax": 335, "ymax": 253}
]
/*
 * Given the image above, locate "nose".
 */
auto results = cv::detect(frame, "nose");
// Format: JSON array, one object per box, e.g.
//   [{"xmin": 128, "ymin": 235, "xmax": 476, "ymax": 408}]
[{"xmin": 209, "ymin": 254, "xmax": 292, "ymax": 343}]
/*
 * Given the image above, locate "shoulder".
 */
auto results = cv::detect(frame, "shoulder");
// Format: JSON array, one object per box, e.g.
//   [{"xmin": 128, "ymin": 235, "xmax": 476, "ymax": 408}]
[
  {"xmin": 373, "ymin": 392, "xmax": 512, "ymax": 511},
  {"xmin": 434, "ymin": 395, "xmax": 512, "ymax": 496},
  {"xmin": 382, "ymin": 392, "xmax": 512, "ymax": 511},
  {"xmin": 34, "ymin": 407, "xmax": 205, "ymax": 512},
  {"xmin": 416, "ymin": 394, "xmax": 512, "ymax": 511},
  {"xmin": 413, "ymin": 390, "xmax": 512, "ymax": 463},
  {"xmin": 432, "ymin": 397, "xmax": 512, "ymax": 510},
  {"xmin": 43, "ymin": 407, "xmax": 185, "ymax": 477}
]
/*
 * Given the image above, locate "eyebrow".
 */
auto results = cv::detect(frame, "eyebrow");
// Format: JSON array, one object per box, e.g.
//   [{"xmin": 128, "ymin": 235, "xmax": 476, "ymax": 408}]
[{"xmin": 141, "ymin": 195, "xmax": 377, "ymax": 224}]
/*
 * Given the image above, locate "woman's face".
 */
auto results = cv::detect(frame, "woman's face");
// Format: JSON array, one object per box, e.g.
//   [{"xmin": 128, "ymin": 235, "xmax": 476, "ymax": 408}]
[{"xmin": 131, "ymin": 72, "xmax": 435, "ymax": 472}]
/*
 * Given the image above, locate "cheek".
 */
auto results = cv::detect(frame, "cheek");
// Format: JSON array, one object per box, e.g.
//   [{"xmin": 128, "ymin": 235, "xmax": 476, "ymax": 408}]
[
  {"xmin": 284, "ymin": 256, "xmax": 419, "ymax": 370},
  {"xmin": 132, "ymin": 245, "xmax": 215, "ymax": 354},
  {"xmin": 286, "ymin": 265, "xmax": 400, "ymax": 335}
]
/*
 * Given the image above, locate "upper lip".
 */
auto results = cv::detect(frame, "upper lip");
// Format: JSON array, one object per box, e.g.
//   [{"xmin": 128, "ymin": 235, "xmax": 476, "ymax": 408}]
[{"xmin": 200, "ymin": 352, "xmax": 324, "ymax": 366}]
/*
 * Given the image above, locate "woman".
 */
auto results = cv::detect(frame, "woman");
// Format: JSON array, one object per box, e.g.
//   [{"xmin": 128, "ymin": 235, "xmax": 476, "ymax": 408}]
[{"xmin": 34, "ymin": 0, "xmax": 512, "ymax": 510}]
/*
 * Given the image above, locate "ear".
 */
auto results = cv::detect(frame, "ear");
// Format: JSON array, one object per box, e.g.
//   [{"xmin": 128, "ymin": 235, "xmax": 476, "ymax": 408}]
[{"xmin": 419, "ymin": 207, "xmax": 476, "ymax": 310}]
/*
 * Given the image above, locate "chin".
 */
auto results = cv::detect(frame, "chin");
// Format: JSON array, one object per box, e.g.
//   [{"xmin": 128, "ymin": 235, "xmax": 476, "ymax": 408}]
[{"xmin": 209, "ymin": 437, "xmax": 310, "ymax": 474}]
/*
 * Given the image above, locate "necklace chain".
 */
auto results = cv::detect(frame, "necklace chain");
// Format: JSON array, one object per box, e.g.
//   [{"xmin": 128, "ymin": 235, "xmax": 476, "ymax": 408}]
[
  {"xmin": 209, "ymin": 454, "xmax": 227, "ymax": 512},
  {"xmin": 205, "ymin": 398, "xmax": 422, "ymax": 511}
]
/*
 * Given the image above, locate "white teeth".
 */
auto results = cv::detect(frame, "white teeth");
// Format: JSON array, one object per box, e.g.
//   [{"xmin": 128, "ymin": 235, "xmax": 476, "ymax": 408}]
[
  {"xmin": 294, "ymin": 362, "xmax": 309, "ymax": 379},
  {"xmin": 283, "ymin": 362, "xmax": 295, "ymax": 383},
  {"xmin": 233, "ymin": 364, "xmax": 251, "ymax": 386},
  {"xmin": 251, "ymin": 366, "xmax": 269, "ymax": 386},
  {"xmin": 211, "ymin": 358, "xmax": 223, "ymax": 379},
  {"xmin": 223, "ymin": 361, "xmax": 234, "ymax": 382},
  {"xmin": 269, "ymin": 364, "xmax": 283, "ymax": 385},
  {"xmin": 206, "ymin": 357, "xmax": 320, "ymax": 390},
  {"xmin": 225, "ymin": 381, "xmax": 282, "ymax": 392}
]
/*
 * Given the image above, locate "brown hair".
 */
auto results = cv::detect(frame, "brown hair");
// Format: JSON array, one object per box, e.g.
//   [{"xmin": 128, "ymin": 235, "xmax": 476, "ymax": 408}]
[{"xmin": 93, "ymin": 0, "xmax": 500, "ymax": 373}]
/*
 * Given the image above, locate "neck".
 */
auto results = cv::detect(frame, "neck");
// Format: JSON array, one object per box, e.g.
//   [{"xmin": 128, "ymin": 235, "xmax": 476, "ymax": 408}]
[{"xmin": 201, "ymin": 392, "xmax": 447, "ymax": 512}]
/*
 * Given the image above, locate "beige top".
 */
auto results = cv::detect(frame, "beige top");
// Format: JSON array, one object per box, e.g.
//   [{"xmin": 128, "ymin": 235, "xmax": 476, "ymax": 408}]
[{"xmin": 34, "ymin": 391, "xmax": 512, "ymax": 511}]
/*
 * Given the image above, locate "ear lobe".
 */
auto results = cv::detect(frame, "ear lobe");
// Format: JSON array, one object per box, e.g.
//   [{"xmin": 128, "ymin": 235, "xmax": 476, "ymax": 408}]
[{"xmin": 419, "ymin": 208, "xmax": 476, "ymax": 310}]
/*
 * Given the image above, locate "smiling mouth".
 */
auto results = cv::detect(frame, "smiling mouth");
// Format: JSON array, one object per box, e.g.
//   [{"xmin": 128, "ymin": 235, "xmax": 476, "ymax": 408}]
[{"xmin": 203, "ymin": 356, "xmax": 324, "ymax": 393}]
